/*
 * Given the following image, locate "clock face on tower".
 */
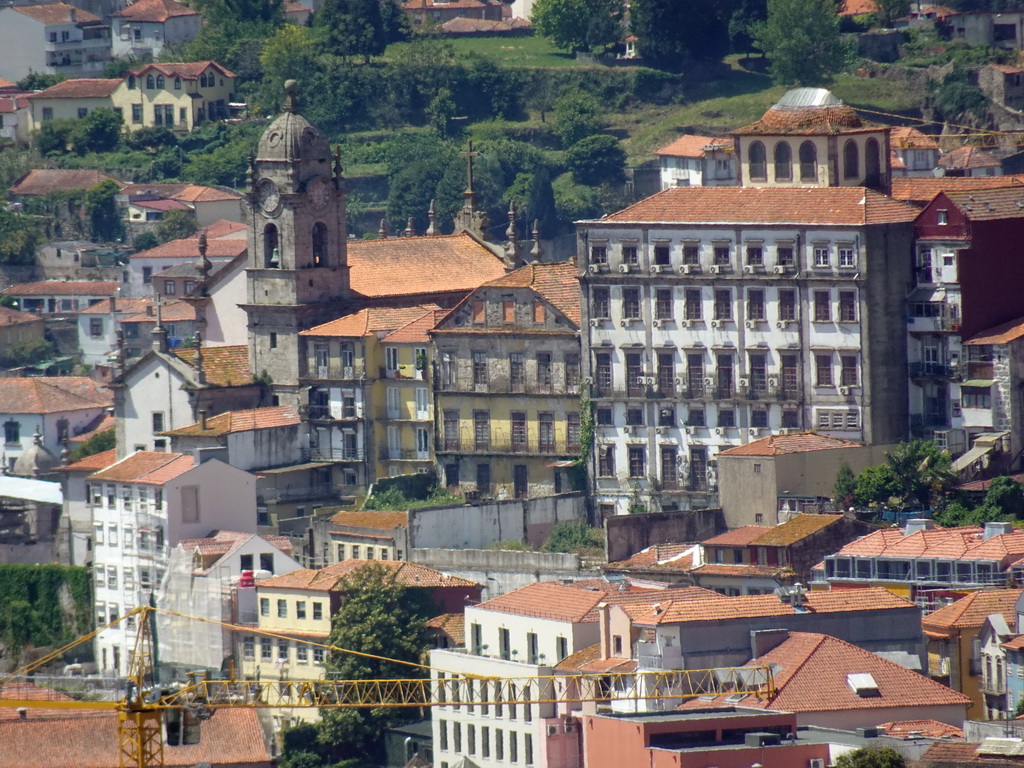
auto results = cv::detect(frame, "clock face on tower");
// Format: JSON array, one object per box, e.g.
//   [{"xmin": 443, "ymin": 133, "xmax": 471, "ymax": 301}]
[
  {"xmin": 256, "ymin": 179, "xmax": 280, "ymax": 214},
  {"xmin": 309, "ymin": 176, "xmax": 332, "ymax": 210}
]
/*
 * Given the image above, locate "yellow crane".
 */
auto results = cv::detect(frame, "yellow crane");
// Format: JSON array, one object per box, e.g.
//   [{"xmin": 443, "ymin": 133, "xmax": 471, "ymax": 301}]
[{"xmin": 0, "ymin": 605, "xmax": 777, "ymax": 768}]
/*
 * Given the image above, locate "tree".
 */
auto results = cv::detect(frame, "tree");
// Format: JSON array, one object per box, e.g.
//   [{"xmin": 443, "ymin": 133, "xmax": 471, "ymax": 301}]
[
  {"xmin": 630, "ymin": 0, "xmax": 732, "ymax": 67},
  {"xmin": 544, "ymin": 520, "xmax": 604, "ymax": 553},
  {"xmin": 833, "ymin": 462, "xmax": 857, "ymax": 508},
  {"xmin": 156, "ymin": 209, "xmax": 198, "ymax": 243},
  {"xmin": 313, "ymin": 563, "xmax": 432, "ymax": 763},
  {"xmin": 125, "ymin": 126, "xmax": 178, "ymax": 152},
  {"xmin": 729, "ymin": 0, "xmax": 768, "ymax": 57},
  {"xmin": 133, "ymin": 232, "xmax": 160, "ymax": 252},
  {"xmin": 0, "ymin": 209, "xmax": 43, "ymax": 265},
  {"xmin": 85, "ymin": 180, "xmax": 124, "ymax": 243},
  {"xmin": 834, "ymin": 747, "xmax": 906, "ymax": 768},
  {"xmin": 17, "ymin": 72, "xmax": 64, "ymax": 91},
  {"xmin": 752, "ymin": 0, "xmax": 851, "ymax": 86},
  {"xmin": 524, "ymin": 167, "xmax": 560, "ymax": 239},
  {"xmin": 552, "ymin": 92, "xmax": 603, "ymax": 148},
  {"xmin": 930, "ymin": 64, "xmax": 989, "ymax": 123},
  {"xmin": 884, "ymin": 440, "xmax": 954, "ymax": 511},
  {"xmin": 566, "ymin": 134, "xmax": 626, "ymax": 186},
  {"xmin": 530, "ymin": 0, "xmax": 623, "ymax": 54},
  {"xmin": 34, "ymin": 119, "xmax": 77, "ymax": 156},
  {"xmin": 72, "ymin": 108, "xmax": 123, "ymax": 155},
  {"xmin": 427, "ymin": 88, "xmax": 457, "ymax": 136},
  {"xmin": 854, "ymin": 463, "xmax": 901, "ymax": 508},
  {"xmin": 314, "ymin": 0, "xmax": 393, "ymax": 63},
  {"xmin": 259, "ymin": 24, "xmax": 323, "ymax": 95},
  {"xmin": 874, "ymin": 0, "xmax": 910, "ymax": 26},
  {"xmin": 68, "ymin": 429, "xmax": 115, "ymax": 462},
  {"xmin": 982, "ymin": 475, "xmax": 1024, "ymax": 520}
]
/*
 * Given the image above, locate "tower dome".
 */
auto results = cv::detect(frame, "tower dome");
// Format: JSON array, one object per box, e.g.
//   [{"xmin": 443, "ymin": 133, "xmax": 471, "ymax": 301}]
[
  {"xmin": 12, "ymin": 428, "xmax": 59, "ymax": 478},
  {"xmin": 256, "ymin": 80, "xmax": 331, "ymax": 166}
]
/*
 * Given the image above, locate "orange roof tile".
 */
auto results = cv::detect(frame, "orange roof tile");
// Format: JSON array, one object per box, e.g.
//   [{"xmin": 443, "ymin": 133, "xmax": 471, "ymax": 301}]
[
  {"xmin": 750, "ymin": 514, "xmax": 845, "ymax": 547},
  {"xmin": 555, "ymin": 643, "xmax": 637, "ymax": 673},
  {"xmin": 0, "ymin": 78, "xmax": 17, "ymax": 90},
  {"xmin": 719, "ymin": 432, "xmax": 863, "ymax": 456},
  {"xmin": 426, "ymin": 613, "xmax": 465, "ymax": 646},
  {"xmin": 0, "ymin": 305, "xmax": 42, "ymax": 326},
  {"xmin": 330, "ymin": 510, "xmax": 408, "ymax": 530},
  {"xmin": 945, "ymin": 186, "xmax": 1024, "ymax": 221},
  {"xmin": 598, "ymin": 187, "xmax": 918, "ymax": 226},
  {"xmin": 735, "ymin": 104, "xmax": 878, "ymax": 136},
  {"xmin": 633, "ymin": 587, "xmax": 912, "ymax": 626},
  {"xmin": 111, "ymin": 0, "xmax": 198, "ymax": 20},
  {"xmin": 476, "ymin": 581, "xmax": 608, "ymax": 622},
  {"xmin": 12, "ymin": 2, "xmax": 101, "ymax": 23},
  {"xmin": 605, "ymin": 543, "xmax": 698, "ymax": 572},
  {"xmin": 258, "ymin": 560, "xmax": 479, "ymax": 591},
  {"xmin": 28, "ymin": 79, "xmax": 121, "ymax": 100},
  {"xmin": 130, "ymin": 235, "xmax": 245, "ymax": 261},
  {"xmin": 162, "ymin": 405, "xmax": 299, "ymax": 437},
  {"xmin": 77, "ymin": 298, "xmax": 152, "ymax": 316},
  {"xmin": 689, "ymin": 563, "xmax": 793, "ymax": 578},
  {"xmin": 382, "ymin": 308, "xmax": 446, "ymax": 344},
  {"xmin": 965, "ymin": 316, "xmax": 1024, "ymax": 346},
  {"xmin": 939, "ymin": 145, "xmax": 1002, "ymax": 170},
  {"xmin": 66, "ymin": 415, "xmax": 114, "ymax": 446},
  {"xmin": 893, "ymin": 174, "xmax": 1024, "ymax": 204},
  {"xmin": 834, "ymin": 525, "xmax": 1024, "ymax": 565},
  {"xmin": 890, "ymin": 126, "xmax": 941, "ymax": 150},
  {"xmin": 301, "ymin": 305, "xmax": 439, "ymax": 338},
  {"xmin": 1002, "ymin": 635, "xmax": 1024, "ymax": 650},
  {"xmin": 481, "ymin": 262, "xmax": 581, "ymax": 326},
  {"xmin": 172, "ymin": 345, "xmax": 250, "ymax": 386},
  {"xmin": 10, "ymin": 169, "xmax": 119, "ymax": 197},
  {"xmin": 703, "ymin": 526, "xmax": 773, "ymax": 547},
  {"xmin": 923, "ymin": 589, "xmax": 1023, "ymax": 630},
  {"xmin": 89, "ymin": 451, "xmax": 194, "ymax": 485},
  {"xmin": 347, "ymin": 234, "xmax": 507, "ymax": 300},
  {"xmin": 689, "ymin": 632, "xmax": 969, "ymax": 714},
  {"xmin": 2, "ymin": 281, "xmax": 119, "ymax": 297},
  {"xmin": 121, "ymin": 300, "xmax": 196, "ymax": 323},
  {"xmin": 957, "ymin": 472, "xmax": 1024, "ymax": 493},
  {"xmin": 171, "ymin": 183, "xmax": 240, "ymax": 202},
  {"xmin": 61, "ymin": 448, "xmax": 117, "ymax": 473},
  {"xmin": 840, "ymin": 0, "xmax": 877, "ymax": 14},
  {"xmin": 920, "ymin": 742, "xmax": 1006, "ymax": 764},
  {"xmin": 656, "ymin": 135, "xmax": 734, "ymax": 158},
  {"xmin": 594, "ymin": 586, "xmax": 720, "ymax": 621},
  {"xmin": 0, "ymin": 377, "xmax": 111, "ymax": 414},
  {"xmin": 178, "ymin": 531, "xmax": 293, "ymax": 569},
  {"xmin": 880, "ymin": 719, "xmax": 964, "ymax": 739}
]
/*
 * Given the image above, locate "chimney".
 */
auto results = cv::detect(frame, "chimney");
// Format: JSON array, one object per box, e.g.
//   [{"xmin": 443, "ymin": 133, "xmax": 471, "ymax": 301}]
[
  {"xmin": 108, "ymin": 296, "xmax": 116, "ymax": 313},
  {"xmin": 904, "ymin": 518, "xmax": 933, "ymax": 536},
  {"xmin": 751, "ymin": 628, "xmax": 791, "ymax": 658},
  {"xmin": 146, "ymin": 305, "xmax": 153, "ymax": 317},
  {"xmin": 68, "ymin": 7, "xmax": 76, "ymax": 22},
  {"xmin": 597, "ymin": 602, "xmax": 611, "ymax": 659},
  {"xmin": 199, "ymin": 409, "xmax": 207, "ymax": 430},
  {"xmin": 17, "ymin": 708, "xmax": 26, "ymax": 720},
  {"xmin": 985, "ymin": 521, "xmax": 1014, "ymax": 540}
]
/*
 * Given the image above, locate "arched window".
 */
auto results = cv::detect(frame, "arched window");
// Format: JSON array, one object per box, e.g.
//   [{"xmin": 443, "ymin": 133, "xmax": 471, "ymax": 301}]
[
  {"xmin": 146, "ymin": 75, "xmax": 155, "ymax": 89},
  {"xmin": 865, "ymin": 137, "xmax": 881, "ymax": 187},
  {"xmin": 844, "ymin": 140, "xmax": 859, "ymax": 180},
  {"xmin": 127, "ymin": 75, "xmax": 136, "ymax": 90},
  {"xmin": 799, "ymin": 141, "xmax": 817, "ymax": 182},
  {"xmin": 199, "ymin": 72, "xmax": 207, "ymax": 87},
  {"xmin": 748, "ymin": 141, "xmax": 767, "ymax": 180},
  {"xmin": 264, "ymin": 224, "xmax": 280, "ymax": 268},
  {"xmin": 774, "ymin": 142, "xmax": 792, "ymax": 181},
  {"xmin": 155, "ymin": 75, "xmax": 165, "ymax": 89},
  {"xmin": 174, "ymin": 77, "xmax": 181, "ymax": 90},
  {"xmin": 312, "ymin": 223, "xmax": 328, "ymax": 267}
]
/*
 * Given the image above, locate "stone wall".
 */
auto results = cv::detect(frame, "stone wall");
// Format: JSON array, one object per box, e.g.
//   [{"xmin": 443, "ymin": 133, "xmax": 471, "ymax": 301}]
[{"xmin": 605, "ymin": 508, "xmax": 725, "ymax": 563}]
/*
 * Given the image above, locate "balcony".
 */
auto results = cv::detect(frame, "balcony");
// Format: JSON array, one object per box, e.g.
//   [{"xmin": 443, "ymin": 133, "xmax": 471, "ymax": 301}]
[
  {"xmin": 981, "ymin": 677, "xmax": 1007, "ymax": 696},
  {"xmin": 307, "ymin": 405, "xmax": 362, "ymax": 421},
  {"xmin": 436, "ymin": 437, "xmax": 577, "ymax": 456},
  {"xmin": 440, "ymin": 377, "xmax": 577, "ymax": 397},
  {"xmin": 909, "ymin": 362, "xmax": 959, "ymax": 380},
  {"xmin": 737, "ymin": 386, "xmax": 771, "ymax": 401},
  {"xmin": 910, "ymin": 413, "xmax": 950, "ymax": 438},
  {"xmin": 259, "ymin": 486, "xmax": 333, "ymax": 504},
  {"xmin": 376, "ymin": 408, "xmax": 431, "ymax": 422},
  {"xmin": 304, "ymin": 363, "xmax": 366, "ymax": 381},
  {"xmin": 379, "ymin": 448, "xmax": 431, "ymax": 461}
]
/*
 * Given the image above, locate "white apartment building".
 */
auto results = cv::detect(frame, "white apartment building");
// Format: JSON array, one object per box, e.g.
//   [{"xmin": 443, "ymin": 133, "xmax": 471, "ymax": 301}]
[
  {"xmin": 0, "ymin": 2, "xmax": 111, "ymax": 82},
  {"xmin": 655, "ymin": 135, "xmax": 737, "ymax": 190},
  {"xmin": 87, "ymin": 451, "xmax": 257, "ymax": 675}
]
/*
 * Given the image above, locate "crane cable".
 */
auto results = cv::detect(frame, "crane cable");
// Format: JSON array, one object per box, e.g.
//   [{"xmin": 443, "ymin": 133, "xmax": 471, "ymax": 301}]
[{"xmin": 853, "ymin": 105, "xmax": 1024, "ymax": 142}]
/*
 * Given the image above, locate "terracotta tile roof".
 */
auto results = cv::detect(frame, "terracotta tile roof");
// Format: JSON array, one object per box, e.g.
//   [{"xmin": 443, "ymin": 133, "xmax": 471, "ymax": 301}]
[
  {"xmin": 840, "ymin": 0, "xmax": 876, "ymax": 14},
  {"xmin": 442, "ymin": 16, "xmax": 531, "ymax": 32},
  {"xmin": 0, "ymin": 78, "xmax": 16, "ymax": 90},
  {"xmin": 690, "ymin": 632, "xmax": 970, "ymax": 714},
  {"xmin": 301, "ymin": 305, "xmax": 439, "ymax": 338},
  {"xmin": 0, "ymin": 305, "xmax": 41, "ymax": 326},
  {"xmin": 940, "ymin": 145, "xmax": 1002, "ymax": 170},
  {"xmin": 605, "ymin": 543, "xmax": 698, "ymax": 571},
  {"xmin": 61, "ymin": 447, "xmax": 117, "ymax": 473},
  {"xmin": 881, "ymin": 719, "xmax": 964, "ymax": 739},
  {"xmin": 89, "ymin": 450, "xmax": 195, "ymax": 485},
  {"xmin": 598, "ymin": 186, "xmax": 918, "ymax": 226},
  {"xmin": 347, "ymin": 234, "xmax": 507, "ymax": 300},
  {"xmin": 111, "ymin": 0, "xmax": 198, "ymax": 20},
  {"xmin": 162, "ymin": 405, "xmax": 299, "ymax": 437},
  {"xmin": 3, "ymin": 280, "xmax": 119, "ymax": 297},
  {"xmin": 65, "ymin": 416, "xmax": 115, "ymax": 448},
  {"xmin": 132, "ymin": 198, "xmax": 190, "ymax": 213},
  {"xmin": 554, "ymin": 643, "xmax": 637, "ymax": 673},
  {"xmin": 130, "ymin": 235, "xmax": 246, "ymax": 260},
  {"xmin": 10, "ymin": 169, "xmax": 120, "ymax": 196},
  {"xmin": 28, "ymin": 79, "xmax": 121, "ymax": 100},
  {"xmin": 121, "ymin": 300, "xmax": 196, "ymax": 323},
  {"xmin": 383, "ymin": 308, "xmax": 447, "ymax": 344},
  {"xmin": 656, "ymin": 135, "xmax": 734, "ymax": 158},
  {"xmin": 178, "ymin": 531, "xmax": 293, "ymax": 568},
  {"xmin": 12, "ymin": 2, "xmax": 101, "ymax": 24},
  {"xmin": 0, "ymin": 683, "xmax": 92, "ymax": 721},
  {"xmin": 0, "ymin": 697, "xmax": 270, "ymax": 767},
  {"xmin": 258, "ymin": 560, "xmax": 479, "ymax": 591},
  {"xmin": 284, "ymin": 0, "xmax": 311, "ymax": 11},
  {"xmin": 0, "ymin": 377, "xmax": 111, "ymax": 414},
  {"xmin": 634, "ymin": 587, "xmax": 912, "ymax": 626},
  {"xmin": 718, "ymin": 432, "xmax": 863, "ymax": 456},
  {"xmin": 965, "ymin": 317, "xmax": 1024, "ymax": 346},
  {"xmin": 689, "ymin": 563, "xmax": 793, "ymax": 578},
  {"xmin": 172, "ymin": 183, "xmax": 240, "ymax": 202},
  {"xmin": 78, "ymin": 298, "xmax": 151, "ymax": 315},
  {"xmin": 920, "ymin": 741, "xmax": 1012, "ymax": 764},
  {"xmin": 330, "ymin": 510, "xmax": 408, "ymax": 530},
  {"xmin": 172, "ymin": 345, "xmax": 250, "ymax": 386},
  {"xmin": 201, "ymin": 219, "xmax": 248, "ymax": 238},
  {"xmin": 592, "ymin": 586, "xmax": 721, "ymax": 621},
  {"xmin": 834, "ymin": 525, "xmax": 1024, "ymax": 565},
  {"xmin": 426, "ymin": 613, "xmax": 465, "ymax": 646},
  {"xmin": 1001, "ymin": 635, "xmax": 1024, "ymax": 650},
  {"xmin": 890, "ymin": 126, "xmax": 941, "ymax": 150},
  {"xmin": 750, "ymin": 514, "xmax": 845, "ymax": 547},
  {"xmin": 946, "ymin": 187, "xmax": 1024, "ymax": 220},
  {"xmin": 923, "ymin": 589, "xmax": 1023, "ymax": 630},
  {"xmin": 482, "ymin": 262, "xmax": 581, "ymax": 326},
  {"xmin": 893, "ymin": 174, "xmax": 1024, "ymax": 204},
  {"xmin": 735, "ymin": 103, "xmax": 878, "ymax": 136},
  {"xmin": 476, "ymin": 581, "xmax": 608, "ymax": 622},
  {"xmin": 703, "ymin": 526, "xmax": 773, "ymax": 547},
  {"xmin": 957, "ymin": 473, "xmax": 1024, "ymax": 493},
  {"xmin": 0, "ymin": 95, "xmax": 30, "ymax": 114}
]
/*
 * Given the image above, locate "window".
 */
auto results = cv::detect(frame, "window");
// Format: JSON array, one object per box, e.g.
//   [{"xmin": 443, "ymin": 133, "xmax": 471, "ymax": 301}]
[
  {"xmin": 107, "ymin": 566, "xmax": 118, "ymax": 589},
  {"xmin": 472, "ymin": 300, "xmax": 485, "ymax": 323},
  {"xmin": 509, "ymin": 352, "xmax": 524, "ymax": 391},
  {"xmin": 747, "ymin": 289, "xmax": 765, "ymax": 321},
  {"xmin": 590, "ymin": 245, "xmax": 607, "ymax": 264},
  {"xmin": 626, "ymin": 407, "xmax": 644, "ymax": 426},
  {"xmin": 499, "ymin": 627, "xmax": 511, "ymax": 660},
  {"xmin": 777, "ymin": 245, "xmax": 794, "ymax": 266},
  {"xmin": 567, "ymin": 412, "xmax": 581, "ymax": 451},
  {"xmin": 816, "ymin": 354, "xmax": 834, "ymax": 387},
  {"xmin": 598, "ymin": 445, "xmax": 616, "ymax": 477},
  {"xmin": 174, "ymin": 77, "xmax": 181, "ymax": 90},
  {"xmin": 474, "ymin": 410, "xmax": 490, "ymax": 450},
  {"xmin": 156, "ymin": 75, "xmax": 165, "ymax": 89},
  {"xmin": 814, "ymin": 290, "xmax": 831, "ymax": 322},
  {"xmin": 839, "ymin": 290, "xmax": 857, "ymax": 322},
  {"xmin": 844, "ymin": 139, "xmax": 859, "ymax": 178},
  {"xmin": 814, "ymin": 246, "xmax": 830, "ymax": 268},
  {"xmin": 277, "ymin": 599, "xmax": 287, "ymax": 618},
  {"xmin": 624, "ymin": 245, "xmax": 640, "ymax": 264},
  {"xmin": 752, "ymin": 409, "xmax": 768, "ymax": 428},
  {"xmin": 657, "ymin": 352, "xmax": 674, "ymax": 394},
  {"xmin": 278, "ymin": 638, "xmax": 289, "ymax": 660},
  {"xmin": 592, "ymin": 287, "xmax": 610, "ymax": 318},
  {"xmin": 596, "ymin": 407, "xmax": 612, "ymax": 425},
  {"xmin": 749, "ymin": 352, "xmax": 768, "ymax": 394},
  {"xmin": 296, "ymin": 601, "xmax": 306, "ymax": 620},
  {"xmin": 718, "ymin": 409, "xmax": 735, "ymax": 428},
  {"xmin": 146, "ymin": 75, "xmax": 155, "ymax": 89},
  {"xmin": 243, "ymin": 636, "xmax": 255, "ymax": 659},
  {"xmin": 686, "ymin": 352, "xmax": 705, "ymax": 396},
  {"xmin": 683, "ymin": 243, "xmax": 699, "ymax": 265},
  {"xmin": 472, "ymin": 351, "xmax": 487, "ymax": 387},
  {"xmin": 595, "ymin": 352, "xmax": 611, "ymax": 394},
  {"xmin": 963, "ymin": 386, "xmax": 991, "ymax": 408},
  {"xmin": 495, "ymin": 729, "xmax": 504, "ymax": 761},
  {"xmin": 839, "ymin": 246, "xmax": 856, "ymax": 268},
  {"xmin": 655, "ymin": 288, "xmax": 672, "ymax": 320},
  {"xmin": 510, "ymin": 732, "xmax": 519, "ymax": 763},
  {"xmin": 163, "ymin": 280, "xmax": 175, "ymax": 296},
  {"xmin": 42, "ymin": 107, "xmax": 53, "ymax": 121},
  {"xmin": 713, "ymin": 245, "xmax": 730, "ymax": 266},
  {"xmin": 152, "ymin": 412, "xmax": 164, "ymax": 432},
  {"xmin": 774, "ymin": 141, "xmax": 792, "ymax": 181},
  {"xmin": 841, "ymin": 355, "xmax": 859, "ymax": 386},
  {"xmin": 536, "ymin": 353, "xmax": 552, "ymax": 391},
  {"xmin": 779, "ymin": 289, "xmax": 796, "ymax": 322},
  {"xmin": 746, "ymin": 245, "xmax": 763, "ymax": 266},
  {"xmin": 482, "ymin": 726, "xmax": 491, "ymax": 758},
  {"xmin": 937, "ymin": 210, "xmax": 948, "ymax": 226},
  {"xmin": 89, "ymin": 318, "xmax": 103, "ymax": 337},
  {"xmin": 799, "ymin": 140, "xmax": 817, "ymax": 181},
  {"xmin": 261, "ymin": 638, "xmax": 272, "ymax": 660},
  {"xmin": 502, "ymin": 300, "xmax": 515, "ymax": 323},
  {"xmin": 296, "ymin": 645, "xmax": 308, "ymax": 663},
  {"xmin": 628, "ymin": 446, "xmax": 646, "ymax": 478},
  {"xmin": 3, "ymin": 420, "xmax": 18, "ymax": 446},
  {"xmin": 564, "ymin": 354, "xmax": 580, "ymax": 389},
  {"xmin": 714, "ymin": 289, "xmax": 732, "ymax": 321},
  {"xmin": 622, "ymin": 288, "xmax": 640, "ymax": 320},
  {"xmin": 269, "ymin": 332, "xmax": 277, "ymax": 349},
  {"xmin": 749, "ymin": 141, "xmax": 767, "ymax": 179},
  {"xmin": 685, "ymin": 288, "xmax": 702, "ymax": 320}
]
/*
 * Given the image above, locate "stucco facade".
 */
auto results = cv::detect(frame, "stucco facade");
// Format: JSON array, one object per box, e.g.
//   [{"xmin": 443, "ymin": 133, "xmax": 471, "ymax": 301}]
[{"xmin": 0, "ymin": 4, "xmax": 111, "ymax": 82}]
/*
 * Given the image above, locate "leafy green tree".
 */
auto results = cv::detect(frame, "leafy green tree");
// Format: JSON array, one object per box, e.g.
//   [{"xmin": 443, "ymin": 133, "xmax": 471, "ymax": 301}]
[
  {"xmin": 85, "ymin": 180, "xmax": 124, "ymax": 243},
  {"xmin": 125, "ymin": 126, "xmax": 178, "ymax": 152},
  {"xmin": 531, "ymin": 0, "xmax": 623, "ymax": 53},
  {"xmin": 427, "ymin": 88, "xmax": 457, "ymax": 136},
  {"xmin": 834, "ymin": 462, "xmax": 857, "ymax": 508},
  {"xmin": 102, "ymin": 55, "xmax": 149, "ymax": 79},
  {"xmin": 68, "ymin": 429, "xmax": 115, "ymax": 462},
  {"xmin": 194, "ymin": 0, "xmax": 283, "ymax": 26},
  {"xmin": 156, "ymin": 209, "xmax": 198, "ymax": 243},
  {"xmin": 885, "ymin": 440, "xmax": 954, "ymax": 511},
  {"xmin": 17, "ymin": 72, "xmax": 64, "ymax": 91},
  {"xmin": 552, "ymin": 92, "xmax": 603, "ymax": 148},
  {"xmin": 0, "ymin": 338, "xmax": 57, "ymax": 368},
  {"xmin": 834, "ymin": 747, "xmax": 906, "ymax": 768},
  {"xmin": 525, "ymin": 167, "xmax": 560, "ymax": 239},
  {"xmin": 0, "ymin": 209, "xmax": 43, "ymax": 265},
  {"xmin": 314, "ymin": 0, "xmax": 400, "ymax": 63},
  {"xmin": 854, "ymin": 463, "xmax": 901, "ymax": 507},
  {"xmin": 753, "ymin": 0, "xmax": 851, "ymax": 85},
  {"xmin": 630, "ymin": 0, "xmax": 732, "ymax": 67},
  {"xmin": 566, "ymin": 134, "xmax": 626, "ymax": 186},
  {"xmin": 729, "ymin": 0, "xmax": 768, "ymax": 56},
  {"xmin": 983, "ymin": 476, "xmax": 1024, "ymax": 519},
  {"xmin": 183, "ymin": 140, "xmax": 251, "ymax": 187},
  {"xmin": 930, "ymin": 64, "xmax": 989, "ymax": 122},
  {"xmin": 874, "ymin": 0, "xmax": 910, "ymax": 26},
  {"xmin": 465, "ymin": 54, "xmax": 522, "ymax": 120},
  {"xmin": 259, "ymin": 24, "xmax": 323, "ymax": 96},
  {"xmin": 72, "ymin": 108, "xmax": 123, "ymax": 155},
  {"xmin": 0, "ymin": 146, "xmax": 45, "ymax": 194},
  {"xmin": 544, "ymin": 519, "xmax": 604, "ymax": 553},
  {"xmin": 133, "ymin": 232, "xmax": 160, "ymax": 252},
  {"xmin": 34, "ymin": 119, "xmax": 77, "ymax": 156},
  {"xmin": 313, "ymin": 563, "xmax": 432, "ymax": 763}
]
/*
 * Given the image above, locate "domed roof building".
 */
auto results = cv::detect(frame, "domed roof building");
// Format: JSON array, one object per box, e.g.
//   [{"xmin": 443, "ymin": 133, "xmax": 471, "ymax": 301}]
[{"xmin": 11, "ymin": 428, "xmax": 60, "ymax": 479}]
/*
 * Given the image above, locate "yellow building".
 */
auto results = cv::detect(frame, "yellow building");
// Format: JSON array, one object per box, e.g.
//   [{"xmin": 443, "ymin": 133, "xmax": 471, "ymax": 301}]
[
  {"xmin": 431, "ymin": 262, "xmax": 582, "ymax": 498},
  {"xmin": 28, "ymin": 60, "xmax": 236, "ymax": 133},
  {"xmin": 300, "ymin": 305, "xmax": 441, "ymax": 494},
  {"xmin": 0, "ymin": 305, "xmax": 46, "ymax": 360}
]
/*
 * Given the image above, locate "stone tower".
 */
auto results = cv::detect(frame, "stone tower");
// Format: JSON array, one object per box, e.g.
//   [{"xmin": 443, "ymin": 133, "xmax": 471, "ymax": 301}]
[{"xmin": 243, "ymin": 80, "xmax": 350, "ymax": 407}]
